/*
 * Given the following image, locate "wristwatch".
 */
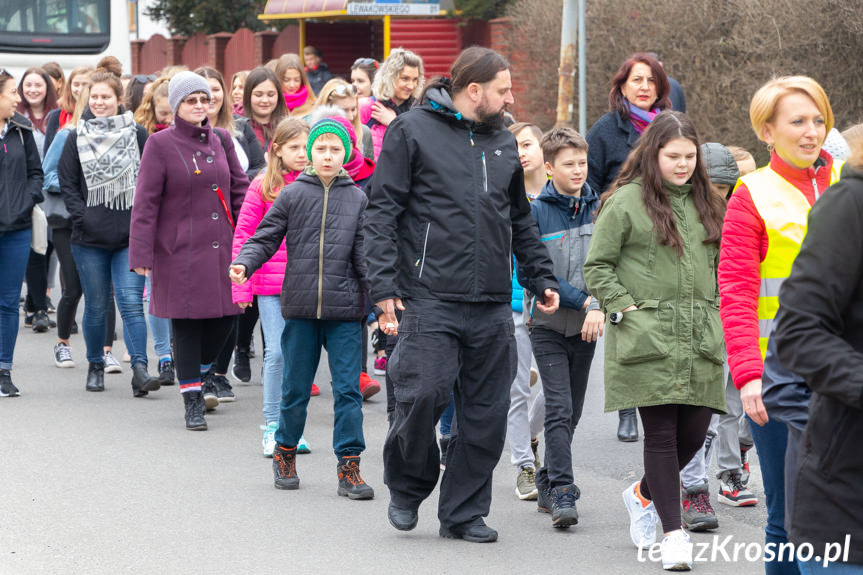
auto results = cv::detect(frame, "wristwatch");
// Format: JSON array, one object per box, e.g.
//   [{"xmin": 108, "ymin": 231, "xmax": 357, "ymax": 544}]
[{"xmin": 609, "ymin": 312, "xmax": 624, "ymax": 325}]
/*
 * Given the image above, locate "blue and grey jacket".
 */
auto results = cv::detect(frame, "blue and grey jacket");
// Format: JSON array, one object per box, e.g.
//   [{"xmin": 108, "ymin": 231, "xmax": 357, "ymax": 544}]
[{"xmin": 519, "ymin": 179, "xmax": 600, "ymax": 336}]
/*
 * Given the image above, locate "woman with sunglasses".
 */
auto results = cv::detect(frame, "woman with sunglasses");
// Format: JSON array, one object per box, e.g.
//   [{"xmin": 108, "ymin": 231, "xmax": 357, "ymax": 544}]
[
  {"xmin": 314, "ymin": 78, "xmax": 372, "ymax": 159},
  {"xmin": 350, "ymin": 58, "xmax": 378, "ymax": 99},
  {"xmin": 130, "ymin": 72, "xmax": 249, "ymax": 431}
]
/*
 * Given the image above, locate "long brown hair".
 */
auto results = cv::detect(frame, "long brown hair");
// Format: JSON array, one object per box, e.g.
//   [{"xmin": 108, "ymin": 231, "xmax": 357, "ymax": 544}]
[
  {"xmin": 601, "ymin": 111, "xmax": 725, "ymax": 255},
  {"xmin": 261, "ymin": 118, "xmax": 309, "ymax": 203},
  {"xmin": 608, "ymin": 53, "xmax": 670, "ymax": 121},
  {"xmin": 17, "ymin": 67, "xmax": 59, "ymax": 118},
  {"xmin": 243, "ymin": 67, "xmax": 287, "ymax": 145},
  {"xmin": 194, "ymin": 66, "xmax": 233, "ymax": 131}
]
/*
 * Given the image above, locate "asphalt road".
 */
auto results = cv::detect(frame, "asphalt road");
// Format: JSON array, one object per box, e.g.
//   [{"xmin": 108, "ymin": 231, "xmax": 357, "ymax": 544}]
[{"xmin": 2, "ymin": 311, "xmax": 769, "ymax": 574}]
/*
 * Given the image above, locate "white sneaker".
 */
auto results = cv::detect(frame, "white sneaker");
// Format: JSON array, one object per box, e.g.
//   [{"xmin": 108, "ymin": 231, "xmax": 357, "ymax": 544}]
[
  {"xmin": 53, "ymin": 342, "xmax": 75, "ymax": 368},
  {"xmin": 661, "ymin": 529, "xmax": 693, "ymax": 571},
  {"xmin": 297, "ymin": 435, "xmax": 311, "ymax": 454},
  {"xmin": 622, "ymin": 481, "xmax": 659, "ymax": 549},
  {"xmin": 261, "ymin": 422, "xmax": 278, "ymax": 458},
  {"xmin": 103, "ymin": 351, "xmax": 123, "ymax": 374}
]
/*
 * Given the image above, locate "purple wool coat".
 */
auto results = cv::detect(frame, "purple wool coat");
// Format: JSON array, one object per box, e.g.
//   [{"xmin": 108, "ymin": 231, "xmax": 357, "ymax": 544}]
[{"xmin": 129, "ymin": 116, "xmax": 249, "ymax": 319}]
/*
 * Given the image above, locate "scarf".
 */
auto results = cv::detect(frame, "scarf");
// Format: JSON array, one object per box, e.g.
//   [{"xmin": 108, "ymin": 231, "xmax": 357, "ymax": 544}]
[
  {"xmin": 154, "ymin": 123, "xmax": 169, "ymax": 132},
  {"xmin": 284, "ymin": 85, "xmax": 309, "ymax": 112},
  {"xmin": 343, "ymin": 149, "xmax": 375, "ymax": 183},
  {"xmin": 628, "ymin": 103, "xmax": 660, "ymax": 134},
  {"xmin": 59, "ymin": 109, "xmax": 71, "ymax": 129},
  {"xmin": 76, "ymin": 110, "xmax": 139, "ymax": 210}
]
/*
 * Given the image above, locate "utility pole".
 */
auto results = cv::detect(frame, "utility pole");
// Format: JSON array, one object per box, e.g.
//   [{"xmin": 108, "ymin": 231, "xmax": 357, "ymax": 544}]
[
  {"xmin": 578, "ymin": 0, "xmax": 586, "ymax": 134},
  {"xmin": 555, "ymin": 0, "xmax": 576, "ymax": 127}
]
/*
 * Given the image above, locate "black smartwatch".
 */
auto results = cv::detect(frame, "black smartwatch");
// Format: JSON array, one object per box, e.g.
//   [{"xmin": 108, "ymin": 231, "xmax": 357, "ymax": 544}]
[{"xmin": 609, "ymin": 312, "xmax": 624, "ymax": 325}]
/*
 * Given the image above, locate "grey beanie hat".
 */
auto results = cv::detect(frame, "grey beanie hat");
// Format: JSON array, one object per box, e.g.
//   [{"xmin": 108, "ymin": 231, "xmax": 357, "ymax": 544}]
[
  {"xmin": 822, "ymin": 128, "xmax": 850, "ymax": 161},
  {"xmin": 700, "ymin": 142, "xmax": 740, "ymax": 187},
  {"xmin": 168, "ymin": 71, "xmax": 212, "ymax": 115}
]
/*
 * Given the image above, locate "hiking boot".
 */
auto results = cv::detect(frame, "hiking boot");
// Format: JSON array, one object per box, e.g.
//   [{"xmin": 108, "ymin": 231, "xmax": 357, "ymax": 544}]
[
  {"xmin": 439, "ymin": 519, "xmax": 498, "ymax": 543},
  {"xmin": 439, "ymin": 435, "xmax": 450, "ymax": 469},
  {"xmin": 86, "ymin": 362, "xmax": 105, "ymax": 392},
  {"xmin": 33, "ymin": 310, "xmax": 50, "ymax": 333},
  {"xmin": 388, "ymin": 503, "xmax": 418, "ymax": 531},
  {"xmin": 53, "ymin": 342, "xmax": 75, "ymax": 368},
  {"xmin": 131, "ymin": 363, "xmax": 160, "ymax": 397},
  {"xmin": 718, "ymin": 470, "xmax": 758, "ymax": 507},
  {"xmin": 231, "ymin": 347, "xmax": 251, "ymax": 382},
  {"xmin": 183, "ymin": 391, "xmax": 207, "ymax": 430},
  {"xmin": 515, "ymin": 466, "xmax": 538, "ymax": 500},
  {"xmin": 617, "ymin": 408, "xmax": 638, "ymax": 442},
  {"xmin": 661, "ymin": 529, "xmax": 693, "ymax": 571},
  {"xmin": 0, "ymin": 369, "xmax": 20, "ymax": 397},
  {"xmin": 740, "ymin": 442, "xmax": 753, "ymax": 486},
  {"xmin": 337, "ymin": 455, "xmax": 374, "ymax": 500},
  {"xmin": 623, "ymin": 481, "xmax": 659, "ymax": 550},
  {"xmin": 550, "ymin": 484, "xmax": 580, "ymax": 528},
  {"xmin": 158, "ymin": 359, "xmax": 175, "ymax": 385},
  {"xmin": 273, "ymin": 445, "xmax": 299, "ymax": 489},
  {"xmin": 202, "ymin": 373, "xmax": 219, "ymax": 411},
  {"xmin": 530, "ymin": 437, "xmax": 541, "ymax": 468},
  {"xmin": 212, "ymin": 374, "xmax": 235, "ymax": 402},
  {"xmin": 103, "ymin": 351, "xmax": 123, "ymax": 374},
  {"xmin": 682, "ymin": 482, "xmax": 719, "ymax": 531},
  {"xmin": 359, "ymin": 371, "xmax": 381, "ymax": 400}
]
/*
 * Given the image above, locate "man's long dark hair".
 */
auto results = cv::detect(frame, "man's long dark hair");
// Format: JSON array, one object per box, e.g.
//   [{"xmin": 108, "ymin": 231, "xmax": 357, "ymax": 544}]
[
  {"xmin": 419, "ymin": 46, "xmax": 509, "ymax": 102},
  {"xmin": 600, "ymin": 111, "xmax": 725, "ymax": 256}
]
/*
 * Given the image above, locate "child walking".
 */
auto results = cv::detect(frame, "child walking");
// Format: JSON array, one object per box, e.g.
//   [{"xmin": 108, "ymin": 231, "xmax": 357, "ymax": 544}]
[
  {"xmin": 520, "ymin": 127, "xmax": 603, "ymax": 527},
  {"xmin": 231, "ymin": 118, "xmax": 310, "ymax": 457},
  {"xmin": 584, "ymin": 111, "xmax": 726, "ymax": 570},
  {"xmin": 230, "ymin": 118, "xmax": 374, "ymax": 499}
]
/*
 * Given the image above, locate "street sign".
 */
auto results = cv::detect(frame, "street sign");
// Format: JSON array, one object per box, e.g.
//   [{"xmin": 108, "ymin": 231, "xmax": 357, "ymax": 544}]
[{"xmin": 346, "ymin": 3, "xmax": 441, "ymax": 16}]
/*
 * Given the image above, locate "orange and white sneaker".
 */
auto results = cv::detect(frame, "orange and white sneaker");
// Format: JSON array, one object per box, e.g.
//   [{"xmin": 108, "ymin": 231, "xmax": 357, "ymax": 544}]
[
  {"xmin": 622, "ymin": 481, "xmax": 659, "ymax": 549},
  {"xmin": 717, "ymin": 470, "xmax": 758, "ymax": 507}
]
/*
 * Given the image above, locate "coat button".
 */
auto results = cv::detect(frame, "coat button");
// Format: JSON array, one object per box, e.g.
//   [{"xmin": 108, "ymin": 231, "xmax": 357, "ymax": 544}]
[
  {"xmin": 206, "ymin": 156, "xmax": 214, "ymax": 164},
  {"xmin": 212, "ymin": 241, "xmax": 219, "ymax": 248},
  {"xmin": 196, "ymin": 151, "xmax": 202, "ymax": 156},
  {"xmin": 211, "ymin": 212, "xmax": 219, "ymax": 220},
  {"xmin": 199, "ymin": 134, "xmax": 206, "ymax": 142},
  {"xmin": 211, "ymin": 184, "xmax": 218, "ymax": 191}
]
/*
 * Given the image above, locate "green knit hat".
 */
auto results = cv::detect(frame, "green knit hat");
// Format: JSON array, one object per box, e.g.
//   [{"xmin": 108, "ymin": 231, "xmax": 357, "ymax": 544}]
[{"xmin": 307, "ymin": 118, "xmax": 352, "ymax": 165}]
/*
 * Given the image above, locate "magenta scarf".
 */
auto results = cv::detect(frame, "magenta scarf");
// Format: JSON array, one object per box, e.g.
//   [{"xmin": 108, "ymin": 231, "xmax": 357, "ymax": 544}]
[
  {"xmin": 284, "ymin": 85, "xmax": 309, "ymax": 112},
  {"xmin": 628, "ymin": 102, "xmax": 660, "ymax": 134}
]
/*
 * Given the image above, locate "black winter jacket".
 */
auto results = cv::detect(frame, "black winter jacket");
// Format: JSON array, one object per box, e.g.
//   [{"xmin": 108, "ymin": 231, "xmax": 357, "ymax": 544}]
[
  {"xmin": 58, "ymin": 109, "xmax": 148, "ymax": 250},
  {"xmin": 586, "ymin": 111, "xmax": 641, "ymax": 195},
  {"xmin": 363, "ymin": 86, "xmax": 557, "ymax": 305},
  {"xmin": 43, "ymin": 107, "xmax": 62, "ymax": 155},
  {"xmin": 233, "ymin": 169, "xmax": 369, "ymax": 321},
  {"xmin": 233, "ymin": 117, "xmax": 266, "ymax": 180},
  {"xmin": 0, "ymin": 112, "xmax": 44, "ymax": 232},
  {"xmin": 773, "ymin": 163, "xmax": 863, "ymax": 565}
]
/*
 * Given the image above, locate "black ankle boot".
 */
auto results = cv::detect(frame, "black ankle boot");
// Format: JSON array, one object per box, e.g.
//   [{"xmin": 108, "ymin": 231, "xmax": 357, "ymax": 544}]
[
  {"xmin": 131, "ymin": 363, "xmax": 161, "ymax": 397},
  {"xmin": 617, "ymin": 408, "xmax": 638, "ymax": 442},
  {"xmin": 183, "ymin": 391, "xmax": 207, "ymax": 430},
  {"xmin": 86, "ymin": 362, "xmax": 105, "ymax": 392}
]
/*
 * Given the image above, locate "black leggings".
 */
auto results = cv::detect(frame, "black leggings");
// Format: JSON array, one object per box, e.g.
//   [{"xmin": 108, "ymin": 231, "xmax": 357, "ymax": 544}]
[
  {"xmin": 25, "ymin": 244, "xmax": 52, "ymax": 313},
  {"xmin": 213, "ymin": 299, "xmax": 260, "ymax": 374},
  {"xmin": 638, "ymin": 404, "xmax": 713, "ymax": 533},
  {"xmin": 53, "ymin": 227, "xmax": 115, "ymax": 343},
  {"xmin": 171, "ymin": 316, "xmax": 235, "ymax": 385}
]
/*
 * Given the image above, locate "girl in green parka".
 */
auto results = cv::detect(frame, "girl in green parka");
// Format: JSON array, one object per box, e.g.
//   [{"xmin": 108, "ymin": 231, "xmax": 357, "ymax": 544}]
[{"xmin": 583, "ymin": 111, "xmax": 726, "ymax": 571}]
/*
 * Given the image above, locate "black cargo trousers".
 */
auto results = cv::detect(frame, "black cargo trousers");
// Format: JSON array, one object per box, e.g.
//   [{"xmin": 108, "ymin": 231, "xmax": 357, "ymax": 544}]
[{"xmin": 383, "ymin": 298, "xmax": 517, "ymax": 530}]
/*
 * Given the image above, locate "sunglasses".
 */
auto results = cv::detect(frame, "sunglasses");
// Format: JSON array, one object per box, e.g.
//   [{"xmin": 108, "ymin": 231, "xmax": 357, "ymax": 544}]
[
  {"xmin": 352, "ymin": 58, "xmax": 379, "ymax": 69},
  {"xmin": 183, "ymin": 95, "xmax": 211, "ymax": 106},
  {"xmin": 331, "ymin": 83, "xmax": 358, "ymax": 98}
]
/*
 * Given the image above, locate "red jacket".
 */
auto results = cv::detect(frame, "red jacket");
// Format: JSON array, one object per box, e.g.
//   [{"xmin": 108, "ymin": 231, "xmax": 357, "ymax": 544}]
[{"xmin": 719, "ymin": 150, "xmax": 836, "ymax": 390}]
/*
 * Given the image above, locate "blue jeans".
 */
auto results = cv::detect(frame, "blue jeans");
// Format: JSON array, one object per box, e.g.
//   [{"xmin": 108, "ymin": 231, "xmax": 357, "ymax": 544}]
[
  {"xmin": 258, "ymin": 295, "xmax": 285, "ymax": 424},
  {"xmin": 799, "ymin": 562, "xmax": 863, "ymax": 574},
  {"xmin": 0, "ymin": 229, "xmax": 31, "ymax": 370},
  {"xmin": 274, "ymin": 318, "xmax": 365, "ymax": 457},
  {"xmin": 71, "ymin": 245, "xmax": 148, "ymax": 366},
  {"xmin": 144, "ymin": 276, "xmax": 172, "ymax": 358},
  {"xmin": 748, "ymin": 414, "xmax": 800, "ymax": 575},
  {"xmin": 439, "ymin": 394, "xmax": 455, "ymax": 436}
]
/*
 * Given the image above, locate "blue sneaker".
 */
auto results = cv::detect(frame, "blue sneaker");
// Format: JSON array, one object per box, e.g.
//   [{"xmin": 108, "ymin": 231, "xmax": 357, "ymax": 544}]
[
  {"xmin": 261, "ymin": 422, "xmax": 278, "ymax": 457},
  {"xmin": 297, "ymin": 435, "xmax": 311, "ymax": 454}
]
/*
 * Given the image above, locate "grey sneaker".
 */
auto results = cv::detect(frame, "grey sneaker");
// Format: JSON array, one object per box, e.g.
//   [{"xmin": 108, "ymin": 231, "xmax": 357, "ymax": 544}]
[
  {"xmin": 516, "ymin": 466, "xmax": 538, "ymax": 500},
  {"xmin": 103, "ymin": 351, "xmax": 123, "ymax": 374}
]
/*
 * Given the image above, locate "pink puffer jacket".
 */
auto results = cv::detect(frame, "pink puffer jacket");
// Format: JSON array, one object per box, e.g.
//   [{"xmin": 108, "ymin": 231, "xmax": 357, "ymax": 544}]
[
  {"xmin": 359, "ymin": 97, "xmax": 387, "ymax": 161},
  {"xmin": 231, "ymin": 172, "xmax": 298, "ymax": 303}
]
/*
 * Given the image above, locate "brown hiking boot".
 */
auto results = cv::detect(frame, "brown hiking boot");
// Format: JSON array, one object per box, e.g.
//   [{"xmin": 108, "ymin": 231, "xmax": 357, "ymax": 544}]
[{"xmin": 337, "ymin": 455, "xmax": 374, "ymax": 500}]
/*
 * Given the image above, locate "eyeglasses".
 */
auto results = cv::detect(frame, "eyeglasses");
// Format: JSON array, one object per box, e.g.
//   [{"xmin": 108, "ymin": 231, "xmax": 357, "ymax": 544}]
[
  {"xmin": 182, "ymin": 95, "xmax": 211, "ymax": 106},
  {"xmin": 330, "ymin": 83, "xmax": 358, "ymax": 98},
  {"xmin": 352, "ymin": 58, "xmax": 379, "ymax": 69}
]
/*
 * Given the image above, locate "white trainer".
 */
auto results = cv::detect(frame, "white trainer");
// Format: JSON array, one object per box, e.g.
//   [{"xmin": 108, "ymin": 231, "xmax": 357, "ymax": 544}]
[
  {"xmin": 661, "ymin": 529, "xmax": 693, "ymax": 571},
  {"xmin": 261, "ymin": 422, "xmax": 278, "ymax": 458},
  {"xmin": 622, "ymin": 481, "xmax": 659, "ymax": 550}
]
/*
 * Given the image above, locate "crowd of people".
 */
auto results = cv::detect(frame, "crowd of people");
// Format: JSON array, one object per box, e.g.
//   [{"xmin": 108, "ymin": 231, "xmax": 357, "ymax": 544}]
[{"xmin": 1, "ymin": 43, "xmax": 861, "ymax": 573}]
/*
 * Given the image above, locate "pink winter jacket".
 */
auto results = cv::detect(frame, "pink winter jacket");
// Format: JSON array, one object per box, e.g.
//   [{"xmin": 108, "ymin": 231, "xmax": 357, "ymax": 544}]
[
  {"xmin": 359, "ymin": 97, "xmax": 387, "ymax": 161},
  {"xmin": 231, "ymin": 172, "xmax": 298, "ymax": 303}
]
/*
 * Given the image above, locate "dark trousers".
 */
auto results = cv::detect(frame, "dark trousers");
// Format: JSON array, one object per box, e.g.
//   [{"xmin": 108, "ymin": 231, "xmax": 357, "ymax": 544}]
[
  {"xmin": 213, "ymin": 298, "xmax": 260, "ymax": 373},
  {"xmin": 531, "ymin": 327, "xmax": 596, "ymax": 490},
  {"xmin": 384, "ymin": 308, "xmax": 402, "ymax": 417},
  {"xmin": 638, "ymin": 403, "xmax": 713, "ymax": 533},
  {"xmin": 25, "ymin": 245, "xmax": 51, "ymax": 312},
  {"xmin": 171, "ymin": 317, "xmax": 235, "ymax": 385},
  {"xmin": 274, "ymin": 318, "xmax": 365, "ymax": 457},
  {"xmin": 383, "ymin": 299, "xmax": 516, "ymax": 529}
]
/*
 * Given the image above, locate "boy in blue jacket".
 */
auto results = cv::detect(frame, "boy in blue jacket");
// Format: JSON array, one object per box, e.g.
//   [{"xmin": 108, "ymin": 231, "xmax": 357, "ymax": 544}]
[{"xmin": 519, "ymin": 127, "xmax": 603, "ymax": 527}]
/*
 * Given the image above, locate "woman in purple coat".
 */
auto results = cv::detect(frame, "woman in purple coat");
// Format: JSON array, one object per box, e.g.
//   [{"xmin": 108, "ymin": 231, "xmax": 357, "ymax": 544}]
[{"xmin": 130, "ymin": 72, "xmax": 249, "ymax": 430}]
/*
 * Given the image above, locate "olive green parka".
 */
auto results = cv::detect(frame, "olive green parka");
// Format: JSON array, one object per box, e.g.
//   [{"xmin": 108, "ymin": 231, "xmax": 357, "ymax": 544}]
[{"xmin": 583, "ymin": 179, "xmax": 726, "ymax": 413}]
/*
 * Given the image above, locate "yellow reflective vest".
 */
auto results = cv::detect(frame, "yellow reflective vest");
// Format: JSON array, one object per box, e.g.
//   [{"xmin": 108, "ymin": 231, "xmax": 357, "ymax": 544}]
[{"xmin": 741, "ymin": 160, "xmax": 843, "ymax": 357}]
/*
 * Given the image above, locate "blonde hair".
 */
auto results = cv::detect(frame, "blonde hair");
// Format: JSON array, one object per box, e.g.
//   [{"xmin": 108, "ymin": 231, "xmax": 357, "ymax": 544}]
[
  {"xmin": 372, "ymin": 48, "xmax": 424, "ymax": 102},
  {"xmin": 261, "ymin": 118, "xmax": 309, "ymax": 203},
  {"xmin": 315, "ymin": 78, "xmax": 363, "ymax": 154},
  {"xmin": 59, "ymin": 65, "xmax": 93, "ymax": 117},
  {"xmin": 63, "ymin": 85, "xmax": 90, "ymax": 130},
  {"xmin": 843, "ymin": 123, "xmax": 863, "ymax": 168},
  {"xmin": 749, "ymin": 76, "xmax": 834, "ymax": 142},
  {"xmin": 134, "ymin": 77, "xmax": 171, "ymax": 134}
]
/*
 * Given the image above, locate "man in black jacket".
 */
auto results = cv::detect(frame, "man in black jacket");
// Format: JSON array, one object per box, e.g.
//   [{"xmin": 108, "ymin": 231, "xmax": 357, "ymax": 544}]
[{"xmin": 364, "ymin": 47, "xmax": 559, "ymax": 543}]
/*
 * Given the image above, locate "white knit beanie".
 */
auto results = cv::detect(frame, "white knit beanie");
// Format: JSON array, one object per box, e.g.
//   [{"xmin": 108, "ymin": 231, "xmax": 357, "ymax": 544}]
[{"xmin": 168, "ymin": 71, "xmax": 212, "ymax": 115}]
